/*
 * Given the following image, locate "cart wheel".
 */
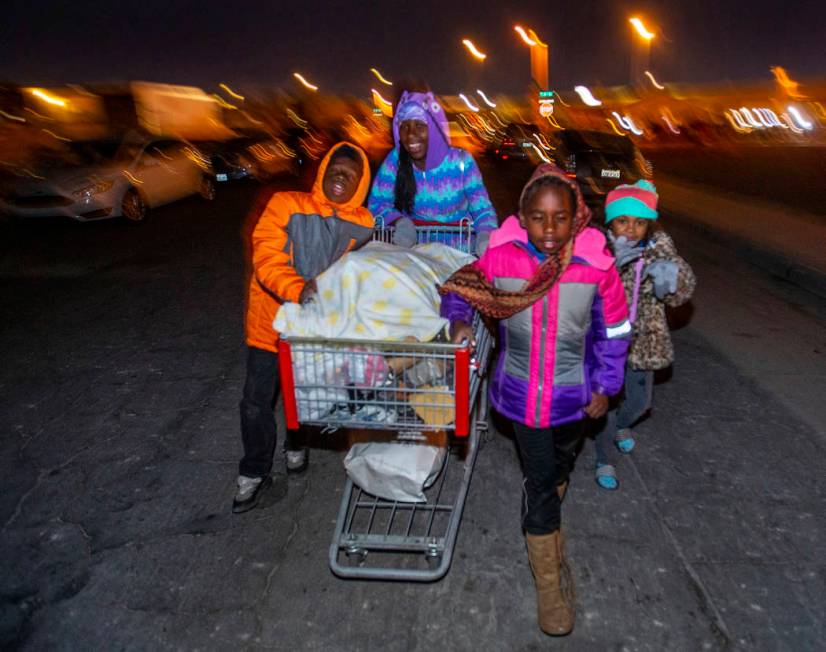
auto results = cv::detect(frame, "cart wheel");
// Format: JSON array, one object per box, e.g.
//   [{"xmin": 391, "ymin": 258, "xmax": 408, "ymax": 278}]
[
  {"xmin": 475, "ymin": 418, "xmax": 493, "ymax": 450},
  {"xmin": 425, "ymin": 549, "xmax": 442, "ymax": 571},
  {"xmin": 482, "ymin": 408, "xmax": 497, "ymax": 442},
  {"xmin": 481, "ymin": 421, "xmax": 494, "ymax": 444},
  {"xmin": 346, "ymin": 547, "xmax": 367, "ymax": 567}
]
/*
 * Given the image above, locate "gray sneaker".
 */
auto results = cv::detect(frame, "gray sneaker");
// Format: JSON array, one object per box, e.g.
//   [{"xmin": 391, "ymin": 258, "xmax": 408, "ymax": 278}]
[
  {"xmin": 286, "ymin": 448, "xmax": 309, "ymax": 475},
  {"xmin": 232, "ymin": 474, "xmax": 289, "ymax": 513},
  {"xmin": 233, "ymin": 475, "xmax": 268, "ymax": 513}
]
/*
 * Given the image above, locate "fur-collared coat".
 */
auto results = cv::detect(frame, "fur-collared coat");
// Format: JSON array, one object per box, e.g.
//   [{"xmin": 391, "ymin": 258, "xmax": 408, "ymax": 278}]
[{"xmin": 619, "ymin": 229, "xmax": 696, "ymax": 370}]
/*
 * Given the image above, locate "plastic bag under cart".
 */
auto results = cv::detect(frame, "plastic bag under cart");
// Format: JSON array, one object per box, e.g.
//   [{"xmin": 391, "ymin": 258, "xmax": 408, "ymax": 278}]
[{"xmin": 278, "ymin": 316, "xmax": 491, "ymax": 581}]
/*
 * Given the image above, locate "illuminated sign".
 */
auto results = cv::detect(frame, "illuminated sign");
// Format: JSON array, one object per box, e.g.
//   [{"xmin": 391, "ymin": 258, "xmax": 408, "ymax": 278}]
[{"xmin": 539, "ymin": 99, "xmax": 554, "ymax": 117}]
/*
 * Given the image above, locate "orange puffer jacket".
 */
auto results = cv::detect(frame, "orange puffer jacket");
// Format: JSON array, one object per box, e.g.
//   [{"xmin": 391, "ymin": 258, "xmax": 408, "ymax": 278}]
[{"xmin": 245, "ymin": 142, "xmax": 374, "ymax": 352}]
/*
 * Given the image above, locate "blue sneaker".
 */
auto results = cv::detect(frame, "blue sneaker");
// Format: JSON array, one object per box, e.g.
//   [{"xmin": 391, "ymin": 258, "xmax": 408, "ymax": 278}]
[
  {"xmin": 595, "ymin": 464, "xmax": 618, "ymax": 491},
  {"xmin": 615, "ymin": 429, "xmax": 636, "ymax": 454}
]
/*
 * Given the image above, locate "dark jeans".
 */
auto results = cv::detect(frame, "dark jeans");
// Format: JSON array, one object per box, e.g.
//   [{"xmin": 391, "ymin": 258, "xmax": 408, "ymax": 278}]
[
  {"xmin": 594, "ymin": 368, "xmax": 654, "ymax": 466},
  {"xmin": 239, "ymin": 346, "xmax": 286, "ymax": 478},
  {"xmin": 513, "ymin": 419, "xmax": 585, "ymax": 535}
]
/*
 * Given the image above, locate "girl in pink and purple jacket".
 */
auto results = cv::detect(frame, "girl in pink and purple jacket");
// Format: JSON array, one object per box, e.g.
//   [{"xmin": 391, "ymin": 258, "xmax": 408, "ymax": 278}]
[{"xmin": 439, "ymin": 165, "xmax": 630, "ymax": 637}]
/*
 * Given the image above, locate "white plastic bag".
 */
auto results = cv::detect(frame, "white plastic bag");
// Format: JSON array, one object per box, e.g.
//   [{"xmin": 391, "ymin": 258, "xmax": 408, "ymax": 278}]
[{"xmin": 343, "ymin": 442, "xmax": 447, "ymax": 503}]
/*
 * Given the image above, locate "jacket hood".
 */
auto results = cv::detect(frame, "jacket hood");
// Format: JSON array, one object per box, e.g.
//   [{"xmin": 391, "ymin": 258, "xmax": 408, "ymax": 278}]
[
  {"xmin": 392, "ymin": 91, "xmax": 450, "ymax": 170},
  {"xmin": 572, "ymin": 227, "xmax": 614, "ymax": 270},
  {"xmin": 311, "ymin": 141, "xmax": 371, "ymax": 211}
]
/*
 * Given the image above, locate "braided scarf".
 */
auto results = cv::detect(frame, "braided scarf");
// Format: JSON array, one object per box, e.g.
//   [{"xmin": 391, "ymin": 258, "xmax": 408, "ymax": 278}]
[{"xmin": 438, "ymin": 165, "xmax": 591, "ymax": 319}]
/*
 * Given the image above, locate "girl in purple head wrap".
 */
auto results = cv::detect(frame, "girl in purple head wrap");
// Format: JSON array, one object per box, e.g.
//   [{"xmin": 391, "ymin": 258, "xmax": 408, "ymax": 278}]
[{"xmin": 368, "ymin": 91, "xmax": 497, "ymax": 254}]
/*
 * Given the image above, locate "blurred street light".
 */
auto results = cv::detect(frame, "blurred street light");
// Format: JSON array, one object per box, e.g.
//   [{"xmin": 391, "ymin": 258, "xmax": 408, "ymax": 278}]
[
  {"xmin": 628, "ymin": 16, "xmax": 656, "ymax": 87},
  {"xmin": 574, "ymin": 85, "xmax": 602, "ymax": 107},
  {"xmin": 370, "ymin": 68, "xmax": 393, "ymax": 86},
  {"xmin": 629, "ymin": 17, "xmax": 655, "ymax": 40},
  {"xmin": 219, "ymin": 83, "xmax": 244, "ymax": 101},
  {"xmin": 514, "ymin": 25, "xmax": 549, "ymax": 91},
  {"xmin": 644, "ymin": 70, "xmax": 665, "ymax": 90},
  {"xmin": 461, "ymin": 39, "xmax": 487, "ymax": 61},
  {"xmin": 788, "ymin": 105, "xmax": 813, "ymax": 130},
  {"xmin": 477, "ymin": 89, "xmax": 496, "ymax": 108},
  {"xmin": 293, "ymin": 72, "xmax": 318, "ymax": 91},
  {"xmin": 458, "ymin": 93, "xmax": 480, "ymax": 112},
  {"xmin": 31, "ymin": 89, "xmax": 67, "ymax": 107},
  {"xmin": 211, "ymin": 94, "xmax": 237, "ymax": 110},
  {"xmin": 527, "ymin": 28, "xmax": 546, "ymax": 48},
  {"xmin": 514, "ymin": 26, "xmax": 536, "ymax": 47}
]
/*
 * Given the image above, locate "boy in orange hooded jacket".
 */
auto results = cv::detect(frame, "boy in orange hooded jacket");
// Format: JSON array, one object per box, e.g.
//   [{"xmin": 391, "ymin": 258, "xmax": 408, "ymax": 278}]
[{"xmin": 234, "ymin": 142, "xmax": 374, "ymax": 513}]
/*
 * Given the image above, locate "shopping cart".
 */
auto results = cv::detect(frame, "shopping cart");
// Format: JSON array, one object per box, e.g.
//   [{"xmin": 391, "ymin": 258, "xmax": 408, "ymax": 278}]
[
  {"xmin": 372, "ymin": 215, "xmax": 476, "ymax": 253},
  {"xmin": 277, "ymin": 222, "xmax": 491, "ymax": 581}
]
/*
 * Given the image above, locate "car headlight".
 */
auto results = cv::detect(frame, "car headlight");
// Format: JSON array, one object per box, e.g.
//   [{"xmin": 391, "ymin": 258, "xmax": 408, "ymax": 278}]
[{"xmin": 72, "ymin": 180, "xmax": 114, "ymax": 199}]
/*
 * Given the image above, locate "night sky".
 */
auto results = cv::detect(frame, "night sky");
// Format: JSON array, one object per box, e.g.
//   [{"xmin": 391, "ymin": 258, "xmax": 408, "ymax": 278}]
[{"xmin": 3, "ymin": 0, "xmax": 824, "ymax": 96}]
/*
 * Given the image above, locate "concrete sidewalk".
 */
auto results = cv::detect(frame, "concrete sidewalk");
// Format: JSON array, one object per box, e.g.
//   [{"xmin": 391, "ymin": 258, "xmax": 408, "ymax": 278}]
[{"xmin": 656, "ymin": 174, "xmax": 826, "ymax": 300}]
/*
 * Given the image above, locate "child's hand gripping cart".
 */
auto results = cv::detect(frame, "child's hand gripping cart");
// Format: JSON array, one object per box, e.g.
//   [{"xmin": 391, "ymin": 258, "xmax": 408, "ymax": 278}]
[{"xmin": 277, "ymin": 219, "xmax": 491, "ymax": 581}]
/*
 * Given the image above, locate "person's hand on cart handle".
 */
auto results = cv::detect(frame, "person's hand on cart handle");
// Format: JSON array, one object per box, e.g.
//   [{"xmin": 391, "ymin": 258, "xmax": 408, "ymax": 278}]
[
  {"xmin": 584, "ymin": 392, "xmax": 609, "ymax": 419},
  {"xmin": 298, "ymin": 279, "xmax": 318, "ymax": 305},
  {"xmin": 449, "ymin": 320, "xmax": 476, "ymax": 351}
]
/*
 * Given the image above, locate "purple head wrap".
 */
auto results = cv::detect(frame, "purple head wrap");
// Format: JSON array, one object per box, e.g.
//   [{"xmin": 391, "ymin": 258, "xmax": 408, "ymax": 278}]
[
  {"xmin": 392, "ymin": 91, "xmax": 451, "ymax": 170},
  {"xmin": 395, "ymin": 102, "xmax": 427, "ymax": 124}
]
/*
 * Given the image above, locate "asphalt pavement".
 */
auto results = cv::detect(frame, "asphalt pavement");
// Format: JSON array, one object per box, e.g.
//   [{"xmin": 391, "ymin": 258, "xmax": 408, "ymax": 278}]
[
  {"xmin": 646, "ymin": 146, "xmax": 826, "ymax": 219},
  {"xmin": 2, "ymin": 161, "xmax": 825, "ymax": 651}
]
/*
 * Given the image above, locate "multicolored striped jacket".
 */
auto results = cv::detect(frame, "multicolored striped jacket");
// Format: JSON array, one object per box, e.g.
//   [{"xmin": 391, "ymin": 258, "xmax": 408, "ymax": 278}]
[
  {"xmin": 441, "ymin": 227, "xmax": 631, "ymax": 428},
  {"xmin": 367, "ymin": 146, "xmax": 497, "ymax": 232}
]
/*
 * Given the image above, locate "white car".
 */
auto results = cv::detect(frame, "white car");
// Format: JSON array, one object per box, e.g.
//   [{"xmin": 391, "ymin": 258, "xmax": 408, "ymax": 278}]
[{"xmin": 0, "ymin": 136, "xmax": 215, "ymax": 223}]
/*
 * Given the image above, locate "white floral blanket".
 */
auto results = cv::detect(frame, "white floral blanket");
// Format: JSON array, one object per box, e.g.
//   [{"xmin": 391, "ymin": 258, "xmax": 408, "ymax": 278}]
[{"xmin": 274, "ymin": 241, "xmax": 473, "ymax": 341}]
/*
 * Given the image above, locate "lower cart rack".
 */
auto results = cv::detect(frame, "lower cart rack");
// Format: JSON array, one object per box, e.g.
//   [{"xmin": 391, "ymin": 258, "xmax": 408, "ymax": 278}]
[{"xmin": 329, "ymin": 400, "xmax": 484, "ymax": 581}]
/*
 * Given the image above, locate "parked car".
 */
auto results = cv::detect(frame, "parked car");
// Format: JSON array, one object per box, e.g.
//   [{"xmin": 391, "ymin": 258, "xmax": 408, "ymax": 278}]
[
  {"xmin": 487, "ymin": 123, "xmax": 543, "ymax": 161},
  {"xmin": 0, "ymin": 135, "xmax": 215, "ymax": 223},
  {"xmin": 549, "ymin": 129, "xmax": 653, "ymax": 220},
  {"xmin": 202, "ymin": 135, "xmax": 299, "ymax": 183}
]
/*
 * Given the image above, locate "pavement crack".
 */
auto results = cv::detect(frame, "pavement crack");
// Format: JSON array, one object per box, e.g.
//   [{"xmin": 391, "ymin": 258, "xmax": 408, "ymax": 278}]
[
  {"xmin": 89, "ymin": 516, "xmax": 237, "ymax": 555},
  {"xmin": 628, "ymin": 456, "xmax": 733, "ymax": 648},
  {"xmin": 55, "ymin": 516, "xmax": 93, "ymax": 558},
  {"xmin": 2, "ymin": 469, "xmax": 47, "ymax": 532},
  {"xmin": 252, "ymin": 475, "xmax": 313, "ymax": 640},
  {"xmin": 3, "ymin": 433, "xmax": 123, "ymax": 532}
]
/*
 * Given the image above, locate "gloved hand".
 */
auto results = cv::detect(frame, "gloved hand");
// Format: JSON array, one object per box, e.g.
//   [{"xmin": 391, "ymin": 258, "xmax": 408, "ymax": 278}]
[
  {"xmin": 474, "ymin": 231, "xmax": 491, "ymax": 257},
  {"xmin": 611, "ymin": 235, "xmax": 644, "ymax": 268},
  {"xmin": 392, "ymin": 216, "xmax": 417, "ymax": 248},
  {"xmin": 644, "ymin": 260, "xmax": 679, "ymax": 299}
]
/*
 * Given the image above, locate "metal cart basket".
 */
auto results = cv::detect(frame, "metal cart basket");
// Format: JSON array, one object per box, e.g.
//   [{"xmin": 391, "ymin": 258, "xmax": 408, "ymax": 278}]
[
  {"xmin": 277, "ymin": 221, "xmax": 491, "ymax": 581},
  {"xmin": 372, "ymin": 215, "xmax": 476, "ymax": 253}
]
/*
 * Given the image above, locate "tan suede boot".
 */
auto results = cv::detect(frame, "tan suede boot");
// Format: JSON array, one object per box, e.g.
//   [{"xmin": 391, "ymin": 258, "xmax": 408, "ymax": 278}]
[{"xmin": 525, "ymin": 530, "xmax": 576, "ymax": 636}]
